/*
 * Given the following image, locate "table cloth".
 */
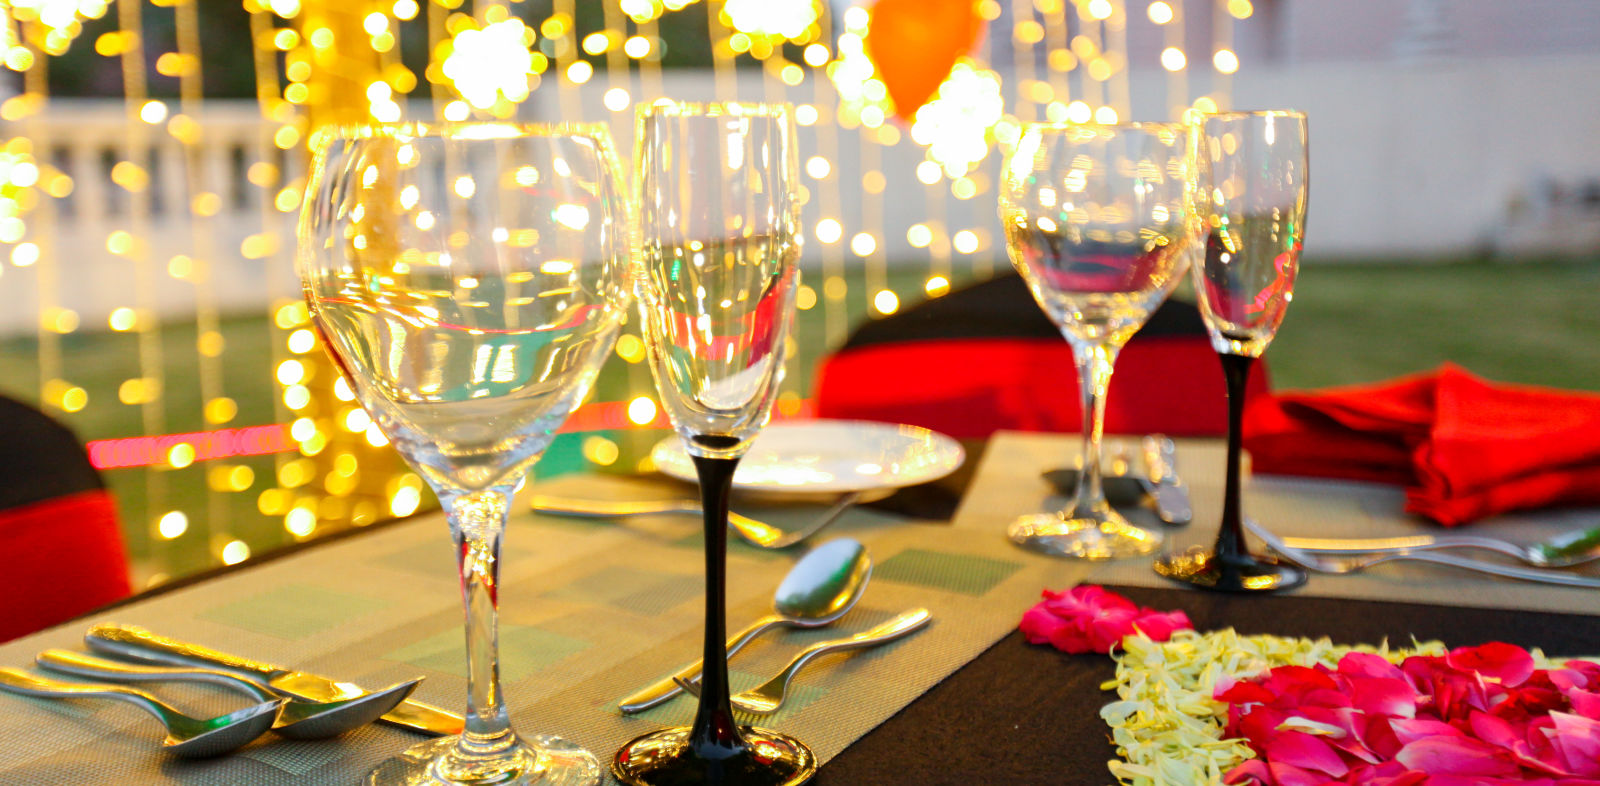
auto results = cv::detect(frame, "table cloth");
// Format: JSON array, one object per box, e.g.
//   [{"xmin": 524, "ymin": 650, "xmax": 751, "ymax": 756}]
[{"xmin": 2, "ymin": 432, "xmax": 1596, "ymax": 784}]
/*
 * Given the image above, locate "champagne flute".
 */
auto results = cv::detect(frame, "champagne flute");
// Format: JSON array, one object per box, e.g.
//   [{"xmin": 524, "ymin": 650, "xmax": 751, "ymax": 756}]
[
  {"xmin": 611, "ymin": 102, "xmax": 814, "ymax": 786},
  {"xmin": 299, "ymin": 123, "xmax": 632, "ymax": 785},
  {"xmin": 998, "ymin": 123, "xmax": 1193, "ymax": 559},
  {"xmin": 1153, "ymin": 110, "xmax": 1310, "ymax": 592}
]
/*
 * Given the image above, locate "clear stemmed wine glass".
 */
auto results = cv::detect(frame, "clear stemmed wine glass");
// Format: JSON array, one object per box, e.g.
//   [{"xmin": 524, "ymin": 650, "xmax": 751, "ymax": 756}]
[
  {"xmin": 611, "ymin": 102, "xmax": 814, "ymax": 786},
  {"xmin": 1153, "ymin": 110, "xmax": 1310, "ymax": 592},
  {"xmin": 998, "ymin": 122, "xmax": 1194, "ymax": 559},
  {"xmin": 299, "ymin": 123, "xmax": 632, "ymax": 785}
]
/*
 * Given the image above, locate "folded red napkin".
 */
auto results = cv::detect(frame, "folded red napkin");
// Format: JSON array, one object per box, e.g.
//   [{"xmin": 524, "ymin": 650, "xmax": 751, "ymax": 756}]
[{"xmin": 1243, "ymin": 363, "xmax": 1600, "ymax": 525}]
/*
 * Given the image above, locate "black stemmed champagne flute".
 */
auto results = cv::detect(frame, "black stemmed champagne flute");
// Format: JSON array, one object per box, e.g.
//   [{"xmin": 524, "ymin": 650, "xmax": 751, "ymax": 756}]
[
  {"xmin": 611, "ymin": 102, "xmax": 814, "ymax": 786},
  {"xmin": 1153, "ymin": 110, "xmax": 1310, "ymax": 592}
]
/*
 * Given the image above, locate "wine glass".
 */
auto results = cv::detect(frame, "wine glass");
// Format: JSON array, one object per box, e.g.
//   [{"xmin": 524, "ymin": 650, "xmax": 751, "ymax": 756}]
[
  {"xmin": 998, "ymin": 123, "xmax": 1194, "ymax": 559},
  {"xmin": 1153, "ymin": 110, "xmax": 1310, "ymax": 592},
  {"xmin": 611, "ymin": 102, "xmax": 814, "ymax": 786},
  {"xmin": 299, "ymin": 123, "xmax": 632, "ymax": 785}
]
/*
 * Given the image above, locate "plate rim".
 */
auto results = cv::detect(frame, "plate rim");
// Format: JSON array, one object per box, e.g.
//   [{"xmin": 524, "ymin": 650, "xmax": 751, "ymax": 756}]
[{"xmin": 649, "ymin": 418, "xmax": 965, "ymax": 493}]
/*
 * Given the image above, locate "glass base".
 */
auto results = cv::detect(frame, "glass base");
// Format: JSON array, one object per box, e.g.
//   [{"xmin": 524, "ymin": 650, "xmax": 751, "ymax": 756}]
[
  {"xmin": 611, "ymin": 726, "xmax": 816, "ymax": 786},
  {"xmin": 1007, "ymin": 512, "xmax": 1163, "ymax": 560},
  {"xmin": 1153, "ymin": 546, "xmax": 1308, "ymax": 593},
  {"xmin": 367, "ymin": 733, "xmax": 601, "ymax": 786}
]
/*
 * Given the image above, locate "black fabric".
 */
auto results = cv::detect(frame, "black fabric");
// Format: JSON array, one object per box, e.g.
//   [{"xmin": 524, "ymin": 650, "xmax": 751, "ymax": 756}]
[
  {"xmin": 0, "ymin": 394, "xmax": 102, "ymax": 510},
  {"xmin": 839, "ymin": 273, "xmax": 1209, "ymax": 351},
  {"xmin": 818, "ymin": 584, "xmax": 1600, "ymax": 785}
]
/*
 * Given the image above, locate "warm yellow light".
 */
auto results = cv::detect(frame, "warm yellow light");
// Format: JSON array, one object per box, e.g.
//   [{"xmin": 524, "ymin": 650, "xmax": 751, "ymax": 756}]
[
  {"xmin": 805, "ymin": 156, "xmax": 830, "ymax": 179},
  {"xmin": 59, "ymin": 386, "xmax": 88, "ymax": 413},
  {"xmin": 907, "ymin": 223, "xmax": 933, "ymax": 248},
  {"xmin": 795, "ymin": 104, "xmax": 818, "ymax": 126},
  {"xmin": 287, "ymin": 328, "xmax": 316, "ymax": 354},
  {"xmin": 1228, "ymin": 0, "xmax": 1253, "ymax": 19},
  {"xmin": 393, "ymin": 0, "xmax": 418, "ymax": 19},
  {"xmin": 850, "ymin": 232, "xmax": 877, "ymax": 257},
  {"xmin": 158, "ymin": 511, "xmax": 188, "ymax": 539},
  {"xmin": 803, "ymin": 43, "xmax": 829, "ymax": 67},
  {"xmin": 796, "ymin": 285, "xmax": 817, "ymax": 310},
  {"xmin": 48, "ymin": 308, "xmax": 80, "ymax": 335},
  {"xmin": 873, "ymin": 289, "xmax": 899, "ymax": 315},
  {"xmin": 925, "ymin": 275, "xmax": 950, "ymax": 297},
  {"xmin": 285, "ymin": 508, "xmax": 316, "ymax": 537},
  {"xmin": 1147, "ymin": 1, "xmax": 1173, "ymax": 24},
  {"xmin": 582, "ymin": 32, "xmax": 610, "ymax": 55},
  {"xmin": 443, "ymin": 101, "xmax": 470, "ymax": 122},
  {"xmin": 582, "ymin": 435, "xmax": 619, "ymax": 466},
  {"xmin": 624, "ymin": 36, "xmax": 651, "ymax": 58},
  {"xmin": 952, "ymin": 178, "xmax": 978, "ymax": 200},
  {"xmin": 454, "ymin": 175, "xmax": 476, "ymax": 198},
  {"xmin": 276, "ymin": 359, "xmax": 305, "ymax": 385},
  {"xmin": 603, "ymin": 87, "xmax": 631, "ymax": 112},
  {"xmin": 862, "ymin": 170, "xmax": 886, "ymax": 194},
  {"xmin": 815, "ymin": 218, "xmax": 842, "ymax": 244},
  {"xmin": 106, "ymin": 230, "xmax": 134, "ymax": 256},
  {"xmin": 167, "ymin": 443, "xmax": 195, "ymax": 469},
  {"xmin": 344, "ymin": 407, "xmax": 373, "ymax": 433},
  {"xmin": 389, "ymin": 487, "xmax": 421, "ymax": 517},
  {"xmin": 139, "ymin": 100, "xmax": 167, "ymax": 125},
  {"xmin": 333, "ymin": 377, "xmax": 355, "ymax": 402},
  {"xmin": 205, "ymin": 397, "xmax": 238, "ymax": 424},
  {"xmin": 1067, "ymin": 100, "xmax": 1093, "ymax": 123},
  {"xmin": 1214, "ymin": 49, "xmax": 1240, "ymax": 74},
  {"xmin": 284, "ymin": 385, "xmax": 311, "ymax": 410},
  {"xmin": 566, "ymin": 60, "xmax": 593, "ymax": 85},
  {"xmin": 11, "ymin": 242, "xmax": 39, "ymax": 267},
  {"xmin": 953, "ymin": 230, "xmax": 980, "ymax": 254},
  {"xmin": 1086, "ymin": 0, "xmax": 1112, "ymax": 19},
  {"xmin": 1161, "ymin": 47, "xmax": 1187, "ymax": 71},
  {"xmin": 108, "ymin": 307, "xmax": 137, "ymax": 332},
  {"xmin": 627, "ymin": 396, "xmax": 657, "ymax": 425},
  {"xmin": 724, "ymin": 0, "xmax": 819, "ymax": 40},
  {"xmin": 1094, "ymin": 105, "xmax": 1119, "ymax": 123},
  {"xmin": 916, "ymin": 161, "xmax": 943, "ymax": 185},
  {"xmin": 443, "ymin": 19, "xmax": 536, "ymax": 109},
  {"xmin": 221, "ymin": 540, "xmax": 251, "ymax": 565}
]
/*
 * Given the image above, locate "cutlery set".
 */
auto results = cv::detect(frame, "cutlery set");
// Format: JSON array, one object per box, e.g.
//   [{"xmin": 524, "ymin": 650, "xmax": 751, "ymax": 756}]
[
  {"xmin": 0, "ymin": 624, "xmax": 451, "ymax": 758},
  {"xmin": 0, "ymin": 539, "xmax": 926, "ymax": 757},
  {"xmin": 619, "ymin": 537, "xmax": 931, "ymax": 716}
]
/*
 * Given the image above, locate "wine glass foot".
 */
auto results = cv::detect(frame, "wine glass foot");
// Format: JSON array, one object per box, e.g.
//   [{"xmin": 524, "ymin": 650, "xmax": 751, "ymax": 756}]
[
  {"xmin": 612, "ymin": 726, "xmax": 816, "ymax": 786},
  {"xmin": 368, "ymin": 733, "xmax": 601, "ymax": 786},
  {"xmin": 1007, "ymin": 512, "xmax": 1163, "ymax": 560},
  {"xmin": 1153, "ymin": 546, "xmax": 1307, "ymax": 593}
]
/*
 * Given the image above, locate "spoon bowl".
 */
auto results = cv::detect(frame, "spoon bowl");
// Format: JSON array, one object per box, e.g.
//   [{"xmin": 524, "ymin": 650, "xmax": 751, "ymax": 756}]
[
  {"xmin": 36, "ymin": 649, "xmax": 418, "ymax": 740},
  {"xmin": 0, "ymin": 667, "xmax": 281, "ymax": 757},
  {"xmin": 617, "ymin": 537, "xmax": 873, "ymax": 713}
]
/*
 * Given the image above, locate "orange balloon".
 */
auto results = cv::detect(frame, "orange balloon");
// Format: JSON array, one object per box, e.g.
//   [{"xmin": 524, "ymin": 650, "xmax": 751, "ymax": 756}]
[{"xmin": 865, "ymin": 0, "xmax": 983, "ymax": 121}]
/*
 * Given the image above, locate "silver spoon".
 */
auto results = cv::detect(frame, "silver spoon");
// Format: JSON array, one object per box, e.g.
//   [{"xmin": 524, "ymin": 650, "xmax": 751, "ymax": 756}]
[
  {"xmin": 618, "ymin": 537, "xmax": 874, "ymax": 713},
  {"xmin": 0, "ymin": 667, "xmax": 282, "ymax": 757},
  {"xmin": 35, "ymin": 649, "xmax": 418, "ymax": 740}
]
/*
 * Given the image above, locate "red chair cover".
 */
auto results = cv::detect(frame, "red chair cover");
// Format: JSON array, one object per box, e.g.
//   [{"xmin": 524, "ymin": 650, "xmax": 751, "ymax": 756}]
[
  {"xmin": 0, "ymin": 489, "xmax": 130, "ymax": 642},
  {"xmin": 815, "ymin": 335, "xmax": 1271, "ymax": 440}
]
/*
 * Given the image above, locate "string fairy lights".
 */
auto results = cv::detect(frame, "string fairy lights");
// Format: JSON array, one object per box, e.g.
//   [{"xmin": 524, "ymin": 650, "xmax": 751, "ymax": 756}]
[{"xmin": 0, "ymin": 0, "xmax": 1240, "ymax": 583}]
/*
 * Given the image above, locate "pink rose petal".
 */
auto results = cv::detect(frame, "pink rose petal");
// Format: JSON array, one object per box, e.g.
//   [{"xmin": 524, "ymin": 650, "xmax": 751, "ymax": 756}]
[
  {"xmin": 1393, "ymin": 735, "xmax": 1519, "ymax": 776},
  {"xmin": 1263, "ymin": 730, "xmax": 1350, "ymax": 777},
  {"xmin": 1447, "ymin": 642, "xmax": 1536, "ymax": 687},
  {"xmin": 1549, "ymin": 711, "xmax": 1600, "ymax": 776}
]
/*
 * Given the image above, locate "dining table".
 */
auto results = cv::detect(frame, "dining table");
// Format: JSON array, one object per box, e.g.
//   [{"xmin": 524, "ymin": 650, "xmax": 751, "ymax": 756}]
[{"xmin": 3, "ymin": 429, "xmax": 1599, "ymax": 784}]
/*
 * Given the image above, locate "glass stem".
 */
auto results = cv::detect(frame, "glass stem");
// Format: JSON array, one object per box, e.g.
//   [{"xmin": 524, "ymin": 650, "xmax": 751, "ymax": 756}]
[
  {"xmin": 1069, "ymin": 340, "xmax": 1120, "ymax": 517},
  {"xmin": 688, "ymin": 453, "xmax": 747, "ymax": 762},
  {"xmin": 441, "ymin": 484, "xmax": 521, "ymax": 772},
  {"xmin": 1215, "ymin": 352, "xmax": 1256, "ymax": 564}
]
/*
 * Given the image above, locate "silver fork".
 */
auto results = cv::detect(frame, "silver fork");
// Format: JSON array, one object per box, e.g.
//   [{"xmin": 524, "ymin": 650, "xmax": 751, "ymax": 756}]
[
  {"xmin": 530, "ymin": 491, "xmax": 860, "ymax": 549},
  {"xmin": 1280, "ymin": 528, "xmax": 1600, "ymax": 569},
  {"xmin": 1246, "ymin": 520, "xmax": 1600, "ymax": 589},
  {"xmin": 679, "ymin": 608, "xmax": 931, "ymax": 714}
]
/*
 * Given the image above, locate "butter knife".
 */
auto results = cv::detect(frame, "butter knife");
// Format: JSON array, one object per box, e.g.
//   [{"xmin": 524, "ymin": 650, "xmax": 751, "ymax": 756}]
[
  {"xmin": 1141, "ymin": 435, "xmax": 1191, "ymax": 525},
  {"xmin": 85, "ymin": 623, "xmax": 463, "ymax": 737}
]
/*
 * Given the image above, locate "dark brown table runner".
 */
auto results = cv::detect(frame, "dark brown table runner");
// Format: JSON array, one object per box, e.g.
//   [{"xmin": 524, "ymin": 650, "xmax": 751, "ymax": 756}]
[{"xmin": 819, "ymin": 584, "xmax": 1600, "ymax": 784}]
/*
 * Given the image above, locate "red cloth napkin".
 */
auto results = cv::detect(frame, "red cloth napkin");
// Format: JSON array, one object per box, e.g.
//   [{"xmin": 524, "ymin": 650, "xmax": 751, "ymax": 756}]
[{"xmin": 1243, "ymin": 363, "xmax": 1600, "ymax": 526}]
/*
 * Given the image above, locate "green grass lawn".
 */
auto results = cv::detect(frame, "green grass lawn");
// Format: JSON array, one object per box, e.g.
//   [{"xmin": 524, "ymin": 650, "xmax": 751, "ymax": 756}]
[{"xmin": 2, "ymin": 256, "xmax": 1597, "ymax": 585}]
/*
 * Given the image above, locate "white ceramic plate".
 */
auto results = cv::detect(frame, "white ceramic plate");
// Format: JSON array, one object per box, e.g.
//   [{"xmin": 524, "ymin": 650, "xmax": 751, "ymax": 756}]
[{"xmin": 650, "ymin": 419, "xmax": 965, "ymax": 495}]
